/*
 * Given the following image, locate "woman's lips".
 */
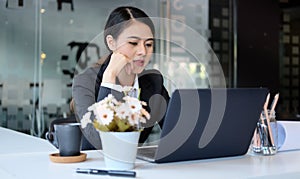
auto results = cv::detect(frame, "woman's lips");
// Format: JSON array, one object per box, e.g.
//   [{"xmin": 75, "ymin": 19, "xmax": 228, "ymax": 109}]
[{"xmin": 133, "ymin": 60, "xmax": 144, "ymax": 67}]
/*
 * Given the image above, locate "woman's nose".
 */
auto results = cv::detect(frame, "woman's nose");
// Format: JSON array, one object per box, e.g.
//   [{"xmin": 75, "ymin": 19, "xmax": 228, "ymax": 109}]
[{"xmin": 137, "ymin": 43, "xmax": 146, "ymax": 56}]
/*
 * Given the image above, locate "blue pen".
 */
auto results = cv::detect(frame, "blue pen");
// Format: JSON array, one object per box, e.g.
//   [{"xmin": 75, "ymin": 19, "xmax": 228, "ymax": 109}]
[{"xmin": 76, "ymin": 168, "xmax": 136, "ymax": 178}]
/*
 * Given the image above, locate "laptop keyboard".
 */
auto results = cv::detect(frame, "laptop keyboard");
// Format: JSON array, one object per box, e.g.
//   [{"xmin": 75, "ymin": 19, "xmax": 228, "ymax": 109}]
[{"xmin": 137, "ymin": 146, "xmax": 157, "ymax": 159}]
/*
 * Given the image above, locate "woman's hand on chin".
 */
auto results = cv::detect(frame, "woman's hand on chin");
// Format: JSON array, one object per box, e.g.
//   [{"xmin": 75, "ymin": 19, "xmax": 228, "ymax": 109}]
[{"xmin": 102, "ymin": 52, "xmax": 132, "ymax": 83}]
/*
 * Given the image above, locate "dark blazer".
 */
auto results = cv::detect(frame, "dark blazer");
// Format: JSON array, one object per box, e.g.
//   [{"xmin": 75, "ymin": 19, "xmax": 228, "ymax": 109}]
[{"xmin": 72, "ymin": 56, "xmax": 170, "ymax": 150}]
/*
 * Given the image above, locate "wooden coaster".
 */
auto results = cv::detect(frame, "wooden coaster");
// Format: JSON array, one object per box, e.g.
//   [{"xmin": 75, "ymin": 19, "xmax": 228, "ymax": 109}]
[{"xmin": 49, "ymin": 153, "xmax": 87, "ymax": 163}]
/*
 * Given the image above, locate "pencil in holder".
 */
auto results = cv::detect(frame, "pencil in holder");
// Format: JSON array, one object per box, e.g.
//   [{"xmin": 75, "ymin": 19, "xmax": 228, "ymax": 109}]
[{"xmin": 251, "ymin": 110, "xmax": 278, "ymax": 155}]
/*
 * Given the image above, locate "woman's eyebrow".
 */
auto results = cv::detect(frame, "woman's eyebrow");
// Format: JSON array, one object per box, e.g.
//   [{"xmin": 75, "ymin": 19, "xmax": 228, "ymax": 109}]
[{"xmin": 127, "ymin": 36, "xmax": 154, "ymax": 41}]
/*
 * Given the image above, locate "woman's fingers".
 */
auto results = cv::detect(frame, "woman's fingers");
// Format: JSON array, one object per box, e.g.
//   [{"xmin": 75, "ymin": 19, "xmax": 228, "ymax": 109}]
[
  {"xmin": 103, "ymin": 52, "xmax": 133, "ymax": 83},
  {"xmin": 112, "ymin": 52, "xmax": 134, "ymax": 75},
  {"xmin": 112, "ymin": 52, "xmax": 130, "ymax": 63},
  {"xmin": 111, "ymin": 53, "xmax": 122, "ymax": 63}
]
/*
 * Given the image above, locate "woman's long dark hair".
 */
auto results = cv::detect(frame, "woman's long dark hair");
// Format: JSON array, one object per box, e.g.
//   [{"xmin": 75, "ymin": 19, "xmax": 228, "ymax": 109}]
[
  {"xmin": 103, "ymin": 6, "xmax": 155, "ymax": 51},
  {"xmin": 95, "ymin": 7, "xmax": 155, "ymax": 100}
]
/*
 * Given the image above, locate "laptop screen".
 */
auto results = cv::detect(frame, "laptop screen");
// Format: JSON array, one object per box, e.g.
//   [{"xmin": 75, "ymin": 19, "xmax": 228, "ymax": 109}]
[{"xmin": 152, "ymin": 88, "xmax": 268, "ymax": 163}]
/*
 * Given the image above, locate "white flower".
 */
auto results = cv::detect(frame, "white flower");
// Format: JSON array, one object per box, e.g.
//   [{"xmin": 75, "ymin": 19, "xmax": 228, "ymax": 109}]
[
  {"xmin": 128, "ymin": 113, "xmax": 139, "ymax": 126},
  {"xmin": 80, "ymin": 94, "xmax": 151, "ymax": 132},
  {"xmin": 87, "ymin": 102, "xmax": 96, "ymax": 112},
  {"xmin": 81, "ymin": 112, "xmax": 92, "ymax": 128},
  {"xmin": 100, "ymin": 94, "xmax": 118, "ymax": 107},
  {"xmin": 115, "ymin": 103, "xmax": 130, "ymax": 119},
  {"xmin": 141, "ymin": 108, "xmax": 150, "ymax": 121},
  {"xmin": 124, "ymin": 96, "xmax": 142, "ymax": 113},
  {"xmin": 139, "ymin": 117, "xmax": 147, "ymax": 124},
  {"xmin": 93, "ymin": 104, "xmax": 114, "ymax": 125}
]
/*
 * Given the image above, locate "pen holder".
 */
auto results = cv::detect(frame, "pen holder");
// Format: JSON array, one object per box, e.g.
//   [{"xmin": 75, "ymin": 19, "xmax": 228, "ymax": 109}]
[{"xmin": 251, "ymin": 110, "xmax": 278, "ymax": 155}]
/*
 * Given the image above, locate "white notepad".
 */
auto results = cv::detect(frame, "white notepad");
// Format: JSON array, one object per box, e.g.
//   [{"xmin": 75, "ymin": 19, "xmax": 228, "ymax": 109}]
[{"xmin": 278, "ymin": 121, "xmax": 300, "ymax": 151}]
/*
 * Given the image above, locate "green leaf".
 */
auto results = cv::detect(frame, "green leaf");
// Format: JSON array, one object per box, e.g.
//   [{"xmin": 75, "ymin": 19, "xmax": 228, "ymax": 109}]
[
  {"xmin": 115, "ymin": 119, "xmax": 131, "ymax": 132},
  {"xmin": 106, "ymin": 121, "xmax": 117, "ymax": 131},
  {"xmin": 93, "ymin": 121, "xmax": 109, "ymax": 132}
]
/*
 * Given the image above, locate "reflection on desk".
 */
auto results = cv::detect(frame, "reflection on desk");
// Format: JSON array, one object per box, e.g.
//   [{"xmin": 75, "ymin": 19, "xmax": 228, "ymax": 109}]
[
  {"xmin": 0, "ymin": 127, "xmax": 57, "ymax": 155},
  {"xmin": 1, "ymin": 127, "xmax": 300, "ymax": 178}
]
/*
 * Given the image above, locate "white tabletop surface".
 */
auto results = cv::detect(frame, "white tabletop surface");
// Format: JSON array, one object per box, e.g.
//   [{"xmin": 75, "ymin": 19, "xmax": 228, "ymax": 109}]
[
  {"xmin": 1, "ymin": 150, "xmax": 300, "ymax": 179},
  {"xmin": 1, "ymin": 127, "xmax": 300, "ymax": 178},
  {"xmin": 0, "ymin": 127, "xmax": 57, "ymax": 155}
]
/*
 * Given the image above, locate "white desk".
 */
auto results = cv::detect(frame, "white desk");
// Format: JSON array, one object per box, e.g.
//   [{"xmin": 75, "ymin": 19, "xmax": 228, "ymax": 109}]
[
  {"xmin": 1, "ymin": 150, "xmax": 300, "ymax": 178},
  {"xmin": 0, "ymin": 127, "xmax": 57, "ymax": 155},
  {"xmin": 1, "ymin": 127, "xmax": 300, "ymax": 178}
]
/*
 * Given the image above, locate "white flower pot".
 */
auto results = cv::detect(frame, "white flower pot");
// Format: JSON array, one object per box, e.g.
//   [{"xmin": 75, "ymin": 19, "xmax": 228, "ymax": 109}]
[{"xmin": 99, "ymin": 131, "xmax": 140, "ymax": 170}]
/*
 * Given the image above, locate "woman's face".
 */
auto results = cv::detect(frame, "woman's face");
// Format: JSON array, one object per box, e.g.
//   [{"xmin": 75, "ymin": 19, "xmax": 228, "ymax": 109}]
[{"xmin": 113, "ymin": 20, "xmax": 154, "ymax": 74}]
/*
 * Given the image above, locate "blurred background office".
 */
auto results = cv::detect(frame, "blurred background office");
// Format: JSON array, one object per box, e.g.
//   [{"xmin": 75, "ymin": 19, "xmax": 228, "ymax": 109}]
[{"xmin": 0, "ymin": 0, "xmax": 299, "ymax": 139}]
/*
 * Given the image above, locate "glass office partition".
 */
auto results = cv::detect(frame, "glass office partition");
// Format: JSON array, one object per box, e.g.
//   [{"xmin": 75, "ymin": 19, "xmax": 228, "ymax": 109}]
[
  {"xmin": 0, "ymin": 0, "xmax": 234, "ymax": 137},
  {"xmin": 39, "ymin": 0, "xmax": 162, "ymax": 137},
  {"xmin": 0, "ymin": 0, "xmax": 38, "ymax": 135},
  {"xmin": 0, "ymin": 0, "xmax": 162, "ymax": 137}
]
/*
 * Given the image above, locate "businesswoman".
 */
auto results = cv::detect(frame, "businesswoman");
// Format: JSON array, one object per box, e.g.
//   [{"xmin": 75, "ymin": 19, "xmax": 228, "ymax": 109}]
[{"xmin": 72, "ymin": 6, "xmax": 170, "ymax": 150}]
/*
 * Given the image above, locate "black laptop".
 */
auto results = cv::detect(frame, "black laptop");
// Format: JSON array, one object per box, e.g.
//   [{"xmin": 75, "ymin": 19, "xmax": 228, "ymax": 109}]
[{"xmin": 137, "ymin": 88, "xmax": 268, "ymax": 163}]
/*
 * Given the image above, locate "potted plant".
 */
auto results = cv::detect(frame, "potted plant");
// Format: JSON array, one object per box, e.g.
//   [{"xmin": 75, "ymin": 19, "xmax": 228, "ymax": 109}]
[{"xmin": 81, "ymin": 94, "xmax": 150, "ymax": 169}]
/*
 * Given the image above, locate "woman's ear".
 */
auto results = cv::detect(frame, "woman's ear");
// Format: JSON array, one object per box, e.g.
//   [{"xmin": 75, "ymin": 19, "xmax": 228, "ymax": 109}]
[{"xmin": 106, "ymin": 35, "xmax": 116, "ymax": 51}]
